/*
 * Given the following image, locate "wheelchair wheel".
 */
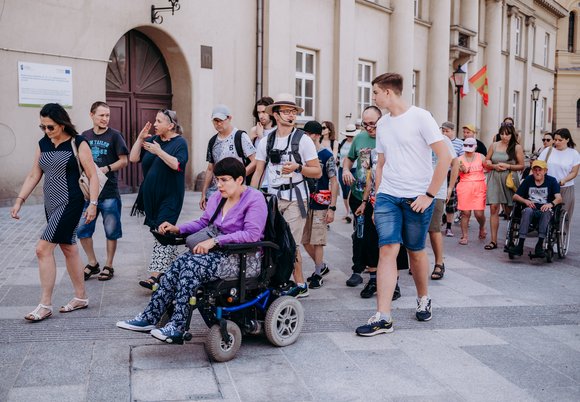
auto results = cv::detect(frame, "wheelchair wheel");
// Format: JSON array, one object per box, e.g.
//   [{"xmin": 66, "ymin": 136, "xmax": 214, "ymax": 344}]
[
  {"xmin": 264, "ymin": 296, "xmax": 304, "ymax": 347},
  {"xmin": 557, "ymin": 210, "xmax": 569, "ymax": 259},
  {"xmin": 205, "ymin": 320, "xmax": 242, "ymax": 362}
]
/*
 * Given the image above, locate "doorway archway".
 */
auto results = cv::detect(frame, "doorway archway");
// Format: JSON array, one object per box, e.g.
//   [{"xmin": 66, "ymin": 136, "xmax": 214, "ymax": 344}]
[{"xmin": 106, "ymin": 30, "xmax": 173, "ymax": 192}]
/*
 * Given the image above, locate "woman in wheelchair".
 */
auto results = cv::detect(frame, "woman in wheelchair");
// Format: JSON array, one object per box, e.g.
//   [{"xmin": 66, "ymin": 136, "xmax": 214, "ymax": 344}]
[
  {"xmin": 117, "ymin": 158, "xmax": 268, "ymax": 343},
  {"xmin": 506, "ymin": 160, "xmax": 561, "ymax": 258}
]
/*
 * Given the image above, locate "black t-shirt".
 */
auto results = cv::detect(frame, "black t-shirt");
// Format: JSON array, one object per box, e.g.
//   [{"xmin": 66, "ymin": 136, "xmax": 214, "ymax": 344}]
[
  {"xmin": 515, "ymin": 174, "xmax": 560, "ymax": 209},
  {"xmin": 81, "ymin": 128, "xmax": 129, "ymax": 199}
]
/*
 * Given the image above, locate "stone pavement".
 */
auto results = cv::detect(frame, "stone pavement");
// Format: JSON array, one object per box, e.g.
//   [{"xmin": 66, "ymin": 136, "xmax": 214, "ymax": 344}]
[{"xmin": 0, "ymin": 190, "xmax": 579, "ymax": 402}]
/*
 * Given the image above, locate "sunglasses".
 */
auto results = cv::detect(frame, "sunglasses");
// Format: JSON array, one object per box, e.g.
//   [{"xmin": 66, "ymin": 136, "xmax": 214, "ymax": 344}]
[
  {"xmin": 321, "ymin": 126, "xmax": 327, "ymax": 130},
  {"xmin": 542, "ymin": 138, "xmax": 552, "ymax": 142},
  {"xmin": 501, "ymin": 122, "xmax": 514, "ymax": 127},
  {"xmin": 161, "ymin": 109, "xmax": 175, "ymax": 124},
  {"xmin": 39, "ymin": 124, "xmax": 56, "ymax": 132}
]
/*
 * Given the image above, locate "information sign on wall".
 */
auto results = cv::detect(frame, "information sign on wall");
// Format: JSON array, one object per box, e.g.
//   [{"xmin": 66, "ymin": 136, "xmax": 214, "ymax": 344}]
[{"xmin": 18, "ymin": 62, "xmax": 73, "ymax": 107}]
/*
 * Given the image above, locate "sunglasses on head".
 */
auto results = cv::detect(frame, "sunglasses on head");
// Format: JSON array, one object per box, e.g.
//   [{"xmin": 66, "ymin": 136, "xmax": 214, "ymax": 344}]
[
  {"xmin": 161, "ymin": 109, "xmax": 175, "ymax": 123},
  {"xmin": 501, "ymin": 122, "xmax": 514, "ymax": 127},
  {"xmin": 39, "ymin": 124, "xmax": 56, "ymax": 132}
]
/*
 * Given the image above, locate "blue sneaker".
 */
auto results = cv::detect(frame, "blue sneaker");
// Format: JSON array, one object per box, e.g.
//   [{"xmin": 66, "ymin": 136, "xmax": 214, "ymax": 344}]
[
  {"xmin": 150, "ymin": 323, "xmax": 184, "ymax": 344},
  {"xmin": 416, "ymin": 296, "xmax": 432, "ymax": 321},
  {"xmin": 355, "ymin": 313, "xmax": 393, "ymax": 336},
  {"xmin": 284, "ymin": 284, "xmax": 309, "ymax": 298},
  {"xmin": 116, "ymin": 314, "xmax": 155, "ymax": 332}
]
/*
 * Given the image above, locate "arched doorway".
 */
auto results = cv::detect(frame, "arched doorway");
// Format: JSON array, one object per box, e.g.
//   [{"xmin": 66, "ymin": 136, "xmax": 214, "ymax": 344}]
[{"xmin": 106, "ymin": 30, "xmax": 172, "ymax": 192}]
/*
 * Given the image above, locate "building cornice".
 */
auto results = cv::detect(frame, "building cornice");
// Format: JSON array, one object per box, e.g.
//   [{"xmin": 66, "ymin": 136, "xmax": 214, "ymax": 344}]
[
  {"xmin": 355, "ymin": 0, "xmax": 393, "ymax": 14},
  {"xmin": 533, "ymin": 0, "xmax": 568, "ymax": 18}
]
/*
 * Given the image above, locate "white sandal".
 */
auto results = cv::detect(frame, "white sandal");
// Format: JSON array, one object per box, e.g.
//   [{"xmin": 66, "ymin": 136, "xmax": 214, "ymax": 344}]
[
  {"xmin": 59, "ymin": 297, "xmax": 89, "ymax": 313},
  {"xmin": 25, "ymin": 304, "xmax": 53, "ymax": 322}
]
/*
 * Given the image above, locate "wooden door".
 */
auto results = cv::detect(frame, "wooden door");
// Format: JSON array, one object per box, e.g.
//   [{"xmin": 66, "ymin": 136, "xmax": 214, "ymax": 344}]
[{"xmin": 106, "ymin": 30, "xmax": 173, "ymax": 191}]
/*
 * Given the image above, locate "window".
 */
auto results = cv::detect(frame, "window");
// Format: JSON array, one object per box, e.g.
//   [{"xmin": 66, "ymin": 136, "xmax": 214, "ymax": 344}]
[
  {"xmin": 357, "ymin": 61, "xmax": 373, "ymax": 120},
  {"xmin": 512, "ymin": 91, "xmax": 520, "ymax": 126},
  {"xmin": 569, "ymin": 12, "xmax": 576, "ymax": 53},
  {"xmin": 540, "ymin": 97, "xmax": 547, "ymax": 129},
  {"xmin": 543, "ymin": 32, "xmax": 550, "ymax": 67},
  {"xmin": 414, "ymin": 0, "xmax": 421, "ymax": 19},
  {"xmin": 295, "ymin": 48, "xmax": 316, "ymax": 118},
  {"xmin": 514, "ymin": 16, "xmax": 522, "ymax": 56},
  {"xmin": 411, "ymin": 71, "xmax": 419, "ymax": 106}
]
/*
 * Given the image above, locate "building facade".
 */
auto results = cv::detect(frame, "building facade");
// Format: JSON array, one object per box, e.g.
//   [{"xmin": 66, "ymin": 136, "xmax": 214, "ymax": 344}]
[
  {"xmin": 0, "ymin": 0, "xmax": 567, "ymax": 204},
  {"xmin": 554, "ymin": 0, "xmax": 580, "ymax": 137}
]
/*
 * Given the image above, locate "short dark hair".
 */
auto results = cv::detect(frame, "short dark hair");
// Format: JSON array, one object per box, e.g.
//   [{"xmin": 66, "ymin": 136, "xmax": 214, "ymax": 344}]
[
  {"xmin": 213, "ymin": 157, "xmax": 246, "ymax": 180},
  {"xmin": 40, "ymin": 103, "xmax": 77, "ymax": 136},
  {"xmin": 253, "ymin": 96, "xmax": 275, "ymax": 125},
  {"xmin": 363, "ymin": 105, "xmax": 382, "ymax": 118},
  {"xmin": 553, "ymin": 128, "xmax": 576, "ymax": 148},
  {"xmin": 372, "ymin": 73, "xmax": 403, "ymax": 96},
  {"xmin": 90, "ymin": 101, "xmax": 109, "ymax": 114}
]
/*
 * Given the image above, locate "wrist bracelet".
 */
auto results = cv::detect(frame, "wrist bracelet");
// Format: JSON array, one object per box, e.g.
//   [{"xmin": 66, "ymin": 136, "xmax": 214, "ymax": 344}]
[
  {"xmin": 362, "ymin": 199, "xmax": 368, "ymax": 203},
  {"xmin": 425, "ymin": 192, "xmax": 435, "ymax": 199},
  {"xmin": 16, "ymin": 196, "xmax": 26, "ymax": 203},
  {"xmin": 107, "ymin": 165, "xmax": 112, "ymax": 173}
]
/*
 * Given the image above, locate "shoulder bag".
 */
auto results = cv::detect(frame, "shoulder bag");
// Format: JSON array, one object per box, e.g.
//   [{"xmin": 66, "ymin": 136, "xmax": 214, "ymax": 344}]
[{"xmin": 71, "ymin": 137, "xmax": 108, "ymax": 200}]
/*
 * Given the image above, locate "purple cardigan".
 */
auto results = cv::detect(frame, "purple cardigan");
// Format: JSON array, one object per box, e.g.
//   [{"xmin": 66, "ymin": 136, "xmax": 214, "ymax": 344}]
[{"xmin": 178, "ymin": 187, "xmax": 267, "ymax": 245}]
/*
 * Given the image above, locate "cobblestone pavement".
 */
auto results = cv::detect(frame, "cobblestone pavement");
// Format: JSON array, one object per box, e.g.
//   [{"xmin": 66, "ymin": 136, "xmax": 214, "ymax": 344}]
[{"xmin": 0, "ymin": 190, "xmax": 579, "ymax": 401}]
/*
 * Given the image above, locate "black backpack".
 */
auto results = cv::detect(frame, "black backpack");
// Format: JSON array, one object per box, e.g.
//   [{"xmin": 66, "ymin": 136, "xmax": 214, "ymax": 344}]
[
  {"xmin": 207, "ymin": 130, "xmax": 251, "ymax": 166},
  {"xmin": 263, "ymin": 195, "xmax": 296, "ymax": 287},
  {"xmin": 336, "ymin": 138, "xmax": 347, "ymax": 167},
  {"xmin": 265, "ymin": 128, "xmax": 316, "ymax": 194}
]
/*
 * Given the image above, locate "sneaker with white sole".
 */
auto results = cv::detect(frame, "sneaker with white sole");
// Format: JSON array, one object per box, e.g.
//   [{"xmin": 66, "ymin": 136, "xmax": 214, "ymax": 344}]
[
  {"xmin": 116, "ymin": 314, "xmax": 156, "ymax": 332},
  {"xmin": 355, "ymin": 312, "xmax": 393, "ymax": 336},
  {"xmin": 416, "ymin": 296, "xmax": 432, "ymax": 321},
  {"xmin": 445, "ymin": 228, "xmax": 454, "ymax": 237},
  {"xmin": 284, "ymin": 284, "xmax": 309, "ymax": 298},
  {"xmin": 150, "ymin": 323, "xmax": 184, "ymax": 344}
]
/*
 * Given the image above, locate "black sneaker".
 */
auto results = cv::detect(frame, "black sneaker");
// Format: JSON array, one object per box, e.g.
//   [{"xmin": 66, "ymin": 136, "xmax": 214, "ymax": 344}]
[
  {"xmin": 284, "ymin": 284, "xmax": 309, "ymax": 298},
  {"xmin": 392, "ymin": 283, "xmax": 401, "ymax": 301},
  {"xmin": 355, "ymin": 313, "xmax": 393, "ymax": 337},
  {"xmin": 360, "ymin": 279, "xmax": 377, "ymax": 298},
  {"xmin": 416, "ymin": 296, "xmax": 432, "ymax": 321},
  {"xmin": 346, "ymin": 273, "xmax": 363, "ymax": 287},
  {"xmin": 309, "ymin": 274, "xmax": 323, "ymax": 289},
  {"xmin": 306, "ymin": 264, "xmax": 330, "ymax": 282},
  {"xmin": 534, "ymin": 242, "xmax": 546, "ymax": 258},
  {"xmin": 507, "ymin": 243, "xmax": 524, "ymax": 256}
]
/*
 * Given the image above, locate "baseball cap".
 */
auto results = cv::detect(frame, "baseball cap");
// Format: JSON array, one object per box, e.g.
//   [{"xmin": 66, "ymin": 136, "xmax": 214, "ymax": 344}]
[
  {"xmin": 463, "ymin": 138, "xmax": 477, "ymax": 149},
  {"xmin": 211, "ymin": 104, "xmax": 231, "ymax": 120},
  {"xmin": 441, "ymin": 121, "xmax": 455, "ymax": 130},
  {"xmin": 303, "ymin": 120, "xmax": 322, "ymax": 135},
  {"xmin": 531, "ymin": 160, "xmax": 547, "ymax": 169},
  {"xmin": 462, "ymin": 124, "xmax": 476, "ymax": 133}
]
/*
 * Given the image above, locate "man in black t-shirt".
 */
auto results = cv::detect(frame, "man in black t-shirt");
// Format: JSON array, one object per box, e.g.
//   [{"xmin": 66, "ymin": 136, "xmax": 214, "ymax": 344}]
[
  {"xmin": 507, "ymin": 160, "xmax": 561, "ymax": 257},
  {"xmin": 77, "ymin": 101, "xmax": 129, "ymax": 281}
]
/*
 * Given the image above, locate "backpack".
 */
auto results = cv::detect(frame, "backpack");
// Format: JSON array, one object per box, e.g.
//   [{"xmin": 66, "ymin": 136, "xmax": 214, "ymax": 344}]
[
  {"xmin": 263, "ymin": 195, "xmax": 296, "ymax": 287},
  {"xmin": 336, "ymin": 138, "xmax": 347, "ymax": 167},
  {"xmin": 207, "ymin": 130, "xmax": 251, "ymax": 166},
  {"xmin": 265, "ymin": 128, "xmax": 316, "ymax": 194}
]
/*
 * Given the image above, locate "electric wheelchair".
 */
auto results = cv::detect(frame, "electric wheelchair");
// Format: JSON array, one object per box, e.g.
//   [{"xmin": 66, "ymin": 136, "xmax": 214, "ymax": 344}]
[
  {"xmin": 504, "ymin": 202, "xmax": 570, "ymax": 262},
  {"xmin": 150, "ymin": 197, "xmax": 304, "ymax": 362}
]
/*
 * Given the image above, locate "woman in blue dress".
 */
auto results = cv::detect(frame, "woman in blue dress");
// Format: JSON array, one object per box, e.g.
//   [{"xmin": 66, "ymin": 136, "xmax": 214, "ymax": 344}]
[{"xmin": 11, "ymin": 103, "xmax": 99, "ymax": 321}]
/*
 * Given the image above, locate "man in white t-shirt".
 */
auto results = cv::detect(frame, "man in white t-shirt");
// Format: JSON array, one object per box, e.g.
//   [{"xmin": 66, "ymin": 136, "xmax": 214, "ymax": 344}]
[
  {"xmin": 355, "ymin": 73, "xmax": 451, "ymax": 337},
  {"xmin": 251, "ymin": 93, "xmax": 321, "ymax": 298},
  {"xmin": 200, "ymin": 104, "xmax": 256, "ymax": 210}
]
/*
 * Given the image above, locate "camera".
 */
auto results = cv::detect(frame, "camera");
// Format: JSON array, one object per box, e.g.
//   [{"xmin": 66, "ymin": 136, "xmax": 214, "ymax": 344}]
[{"xmin": 269, "ymin": 148, "xmax": 283, "ymax": 164}]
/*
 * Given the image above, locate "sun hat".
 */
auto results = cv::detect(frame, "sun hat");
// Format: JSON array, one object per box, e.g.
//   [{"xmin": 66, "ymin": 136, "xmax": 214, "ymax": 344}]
[
  {"xmin": 342, "ymin": 123, "xmax": 358, "ymax": 137},
  {"xmin": 265, "ymin": 93, "xmax": 304, "ymax": 115}
]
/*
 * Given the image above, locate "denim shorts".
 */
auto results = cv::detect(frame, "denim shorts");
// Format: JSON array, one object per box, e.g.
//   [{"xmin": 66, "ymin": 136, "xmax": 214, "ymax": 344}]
[
  {"xmin": 374, "ymin": 193, "xmax": 435, "ymax": 251},
  {"xmin": 77, "ymin": 197, "xmax": 123, "ymax": 240}
]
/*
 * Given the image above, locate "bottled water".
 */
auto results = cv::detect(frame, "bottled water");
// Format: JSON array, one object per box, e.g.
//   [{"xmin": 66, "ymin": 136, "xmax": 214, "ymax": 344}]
[{"xmin": 356, "ymin": 215, "xmax": 364, "ymax": 238}]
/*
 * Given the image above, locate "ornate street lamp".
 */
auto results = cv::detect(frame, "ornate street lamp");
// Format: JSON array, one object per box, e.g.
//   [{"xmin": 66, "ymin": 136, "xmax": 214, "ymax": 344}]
[
  {"xmin": 531, "ymin": 84, "xmax": 541, "ymax": 153},
  {"xmin": 452, "ymin": 66, "xmax": 467, "ymax": 131},
  {"xmin": 151, "ymin": 0, "xmax": 180, "ymax": 24}
]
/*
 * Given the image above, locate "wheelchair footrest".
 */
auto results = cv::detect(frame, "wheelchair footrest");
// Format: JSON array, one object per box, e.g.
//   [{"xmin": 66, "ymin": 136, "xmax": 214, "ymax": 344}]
[{"xmin": 528, "ymin": 251, "xmax": 546, "ymax": 260}]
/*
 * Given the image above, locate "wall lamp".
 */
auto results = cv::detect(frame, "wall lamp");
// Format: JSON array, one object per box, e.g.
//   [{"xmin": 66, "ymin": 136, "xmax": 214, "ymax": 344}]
[{"xmin": 151, "ymin": 0, "xmax": 180, "ymax": 24}]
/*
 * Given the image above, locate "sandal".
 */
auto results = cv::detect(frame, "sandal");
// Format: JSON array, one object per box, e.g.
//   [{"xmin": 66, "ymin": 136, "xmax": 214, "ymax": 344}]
[
  {"xmin": 25, "ymin": 304, "xmax": 52, "ymax": 322},
  {"xmin": 431, "ymin": 263, "xmax": 445, "ymax": 280},
  {"xmin": 84, "ymin": 263, "xmax": 100, "ymax": 280},
  {"xmin": 484, "ymin": 241, "xmax": 498, "ymax": 250},
  {"xmin": 98, "ymin": 266, "xmax": 114, "ymax": 281},
  {"xmin": 139, "ymin": 276, "xmax": 160, "ymax": 291},
  {"xmin": 459, "ymin": 237, "xmax": 468, "ymax": 245},
  {"xmin": 59, "ymin": 297, "xmax": 89, "ymax": 313}
]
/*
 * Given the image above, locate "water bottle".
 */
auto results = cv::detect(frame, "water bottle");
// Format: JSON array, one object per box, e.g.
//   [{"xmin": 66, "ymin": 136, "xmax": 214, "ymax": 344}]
[{"xmin": 356, "ymin": 215, "xmax": 364, "ymax": 239}]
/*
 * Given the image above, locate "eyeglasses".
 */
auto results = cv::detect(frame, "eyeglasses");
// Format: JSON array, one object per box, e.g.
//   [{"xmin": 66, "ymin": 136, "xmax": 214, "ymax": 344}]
[
  {"xmin": 501, "ymin": 122, "xmax": 514, "ymax": 127},
  {"xmin": 161, "ymin": 109, "xmax": 175, "ymax": 124},
  {"xmin": 362, "ymin": 121, "xmax": 377, "ymax": 128},
  {"xmin": 278, "ymin": 109, "xmax": 298, "ymax": 116},
  {"xmin": 542, "ymin": 138, "xmax": 552, "ymax": 142},
  {"xmin": 39, "ymin": 124, "xmax": 56, "ymax": 132}
]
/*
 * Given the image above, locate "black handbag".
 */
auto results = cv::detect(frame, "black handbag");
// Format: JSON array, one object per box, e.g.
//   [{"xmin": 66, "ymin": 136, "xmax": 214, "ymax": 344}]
[{"xmin": 185, "ymin": 198, "xmax": 226, "ymax": 251}]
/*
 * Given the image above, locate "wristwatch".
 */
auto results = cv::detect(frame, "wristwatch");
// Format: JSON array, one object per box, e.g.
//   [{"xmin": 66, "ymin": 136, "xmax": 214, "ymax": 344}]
[
  {"xmin": 213, "ymin": 237, "xmax": 220, "ymax": 247},
  {"xmin": 329, "ymin": 206, "xmax": 337, "ymax": 211},
  {"xmin": 295, "ymin": 164, "xmax": 303, "ymax": 173},
  {"xmin": 89, "ymin": 200, "xmax": 98, "ymax": 206}
]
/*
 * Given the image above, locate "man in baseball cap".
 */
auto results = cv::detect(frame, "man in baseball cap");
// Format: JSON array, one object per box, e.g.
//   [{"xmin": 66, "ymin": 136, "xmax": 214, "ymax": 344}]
[{"xmin": 462, "ymin": 124, "xmax": 487, "ymax": 155}]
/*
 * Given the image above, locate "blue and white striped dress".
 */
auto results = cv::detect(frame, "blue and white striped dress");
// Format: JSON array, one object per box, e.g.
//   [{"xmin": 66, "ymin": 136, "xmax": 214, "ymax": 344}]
[{"xmin": 38, "ymin": 135, "xmax": 86, "ymax": 244}]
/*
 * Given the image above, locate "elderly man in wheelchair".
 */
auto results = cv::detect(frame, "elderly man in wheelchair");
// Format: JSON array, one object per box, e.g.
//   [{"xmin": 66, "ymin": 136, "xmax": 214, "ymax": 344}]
[
  {"xmin": 116, "ymin": 158, "xmax": 304, "ymax": 361},
  {"xmin": 505, "ymin": 160, "xmax": 562, "ymax": 259}
]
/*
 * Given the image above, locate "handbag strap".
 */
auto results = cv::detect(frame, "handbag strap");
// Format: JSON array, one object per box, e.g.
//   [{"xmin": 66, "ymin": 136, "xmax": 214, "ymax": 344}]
[
  {"xmin": 544, "ymin": 146, "xmax": 553, "ymax": 163},
  {"xmin": 70, "ymin": 137, "xmax": 84, "ymax": 175},
  {"xmin": 208, "ymin": 197, "xmax": 227, "ymax": 225}
]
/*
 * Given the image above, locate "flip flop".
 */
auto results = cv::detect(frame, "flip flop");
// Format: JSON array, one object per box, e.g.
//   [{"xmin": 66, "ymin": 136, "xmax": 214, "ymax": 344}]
[
  {"xmin": 459, "ymin": 237, "xmax": 468, "ymax": 245},
  {"xmin": 484, "ymin": 241, "xmax": 498, "ymax": 250}
]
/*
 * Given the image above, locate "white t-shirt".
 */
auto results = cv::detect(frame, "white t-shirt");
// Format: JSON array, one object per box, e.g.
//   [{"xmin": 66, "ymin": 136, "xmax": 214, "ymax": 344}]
[
  {"xmin": 432, "ymin": 136, "xmax": 457, "ymax": 199},
  {"xmin": 376, "ymin": 106, "xmax": 445, "ymax": 198},
  {"xmin": 538, "ymin": 147, "xmax": 580, "ymax": 187},
  {"xmin": 256, "ymin": 128, "xmax": 318, "ymax": 200}
]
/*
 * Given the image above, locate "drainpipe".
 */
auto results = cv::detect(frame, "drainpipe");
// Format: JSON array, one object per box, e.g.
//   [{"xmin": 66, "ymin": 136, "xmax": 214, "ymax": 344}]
[{"xmin": 256, "ymin": 0, "xmax": 264, "ymax": 100}]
